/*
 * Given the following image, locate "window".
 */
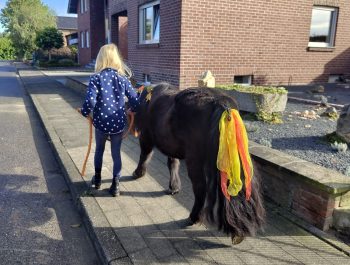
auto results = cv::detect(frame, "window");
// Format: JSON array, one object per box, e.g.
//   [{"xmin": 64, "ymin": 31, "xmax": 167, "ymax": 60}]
[
  {"xmin": 143, "ymin": 74, "xmax": 151, "ymax": 85},
  {"xmin": 86, "ymin": 31, "xmax": 90, "ymax": 48},
  {"xmin": 309, "ymin": 6, "xmax": 338, "ymax": 48},
  {"xmin": 80, "ymin": 0, "xmax": 84, "ymax": 13},
  {"xmin": 139, "ymin": 1, "xmax": 160, "ymax": 44},
  {"xmin": 234, "ymin": 75, "xmax": 252, "ymax": 86},
  {"xmin": 328, "ymin": 74, "xmax": 344, "ymax": 83},
  {"xmin": 80, "ymin": 32, "xmax": 85, "ymax": 48},
  {"xmin": 80, "ymin": 0, "xmax": 87, "ymax": 13},
  {"xmin": 84, "ymin": 0, "xmax": 88, "ymax": 12}
]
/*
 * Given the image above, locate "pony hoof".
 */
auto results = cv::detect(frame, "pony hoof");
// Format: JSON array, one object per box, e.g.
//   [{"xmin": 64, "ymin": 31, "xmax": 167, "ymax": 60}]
[
  {"xmin": 186, "ymin": 217, "xmax": 195, "ymax": 226},
  {"xmin": 188, "ymin": 214, "xmax": 200, "ymax": 225},
  {"xmin": 231, "ymin": 235, "xmax": 245, "ymax": 245},
  {"xmin": 167, "ymin": 188, "xmax": 179, "ymax": 195},
  {"xmin": 132, "ymin": 171, "xmax": 145, "ymax": 179}
]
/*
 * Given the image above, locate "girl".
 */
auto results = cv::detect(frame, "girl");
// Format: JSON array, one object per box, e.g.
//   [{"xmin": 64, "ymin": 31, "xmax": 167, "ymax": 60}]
[{"xmin": 79, "ymin": 44, "xmax": 139, "ymax": 196}]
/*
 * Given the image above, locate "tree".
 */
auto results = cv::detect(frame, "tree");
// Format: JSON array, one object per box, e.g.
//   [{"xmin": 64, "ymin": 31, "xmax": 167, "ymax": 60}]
[
  {"xmin": 0, "ymin": 35, "xmax": 16, "ymax": 59},
  {"xmin": 36, "ymin": 27, "xmax": 64, "ymax": 61},
  {"xmin": 0, "ymin": 0, "xmax": 56, "ymax": 59}
]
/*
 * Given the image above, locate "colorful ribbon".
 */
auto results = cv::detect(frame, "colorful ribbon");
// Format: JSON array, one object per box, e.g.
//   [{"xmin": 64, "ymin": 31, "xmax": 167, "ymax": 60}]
[{"xmin": 217, "ymin": 109, "xmax": 253, "ymax": 201}]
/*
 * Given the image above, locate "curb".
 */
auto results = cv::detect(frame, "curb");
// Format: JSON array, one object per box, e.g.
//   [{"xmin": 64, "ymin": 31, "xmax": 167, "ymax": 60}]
[{"xmin": 18, "ymin": 72, "xmax": 132, "ymax": 265}]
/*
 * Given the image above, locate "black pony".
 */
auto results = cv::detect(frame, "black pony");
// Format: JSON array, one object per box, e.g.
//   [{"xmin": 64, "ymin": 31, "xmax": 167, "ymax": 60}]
[{"xmin": 132, "ymin": 83, "xmax": 265, "ymax": 243}]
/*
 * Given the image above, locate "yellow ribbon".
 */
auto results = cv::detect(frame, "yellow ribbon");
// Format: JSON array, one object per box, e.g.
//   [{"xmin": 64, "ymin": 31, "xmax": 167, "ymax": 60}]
[{"xmin": 217, "ymin": 109, "xmax": 253, "ymax": 200}]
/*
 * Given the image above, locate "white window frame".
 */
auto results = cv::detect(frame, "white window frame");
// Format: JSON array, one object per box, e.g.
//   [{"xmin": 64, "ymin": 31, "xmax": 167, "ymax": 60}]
[
  {"xmin": 81, "ymin": 32, "xmax": 85, "ymax": 48},
  {"xmin": 308, "ymin": 6, "xmax": 338, "ymax": 48},
  {"xmin": 80, "ymin": 0, "xmax": 84, "ymax": 13},
  {"xmin": 84, "ymin": 0, "xmax": 88, "ymax": 12},
  {"xmin": 139, "ymin": 0, "xmax": 160, "ymax": 44},
  {"xmin": 86, "ymin": 30, "xmax": 90, "ymax": 48}
]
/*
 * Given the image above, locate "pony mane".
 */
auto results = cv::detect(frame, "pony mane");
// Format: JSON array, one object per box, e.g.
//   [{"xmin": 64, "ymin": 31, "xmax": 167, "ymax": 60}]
[{"xmin": 152, "ymin": 82, "xmax": 179, "ymax": 97}]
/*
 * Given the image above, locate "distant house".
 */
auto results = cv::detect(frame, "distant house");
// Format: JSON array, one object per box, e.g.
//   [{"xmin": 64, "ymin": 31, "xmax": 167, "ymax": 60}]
[
  {"xmin": 56, "ymin": 16, "xmax": 78, "ymax": 46},
  {"xmin": 68, "ymin": 0, "xmax": 350, "ymax": 88}
]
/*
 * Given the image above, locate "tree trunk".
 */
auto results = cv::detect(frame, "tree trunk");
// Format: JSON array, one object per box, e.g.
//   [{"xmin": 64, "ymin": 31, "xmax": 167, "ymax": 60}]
[{"xmin": 48, "ymin": 50, "xmax": 51, "ymax": 61}]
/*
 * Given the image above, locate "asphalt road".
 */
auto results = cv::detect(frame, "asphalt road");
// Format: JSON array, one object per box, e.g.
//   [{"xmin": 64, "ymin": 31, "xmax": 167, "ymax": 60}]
[{"xmin": 0, "ymin": 61, "xmax": 100, "ymax": 265}]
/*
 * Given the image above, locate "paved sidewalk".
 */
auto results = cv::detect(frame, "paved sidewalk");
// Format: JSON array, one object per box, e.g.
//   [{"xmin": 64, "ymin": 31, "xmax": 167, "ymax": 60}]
[{"xmin": 18, "ymin": 67, "xmax": 350, "ymax": 265}]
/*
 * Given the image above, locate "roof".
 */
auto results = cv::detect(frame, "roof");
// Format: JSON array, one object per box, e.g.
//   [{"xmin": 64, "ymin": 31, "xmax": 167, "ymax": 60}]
[
  {"xmin": 56, "ymin": 16, "xmax": 78, "ymax": 30},
  {"xmin": 67, "ymin": 0, "xmax": 77, "ymax": 14}
]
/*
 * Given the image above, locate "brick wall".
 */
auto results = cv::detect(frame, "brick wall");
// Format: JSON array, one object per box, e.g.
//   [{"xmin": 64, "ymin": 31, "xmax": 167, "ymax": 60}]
[
  {"xmin": 77, "ymin": 0, "xmax": 91, "ymax": 65},
  {"xmin": 118, "ymin": 16, "xmax": 128, "ymax": 60},
  {"xmin": 90, "ymin": 0, "xmax": 106, "ymax": 60},
  {"xmin": 250, "ymin": 141, "xmax": 350, "ymax": 231},
  {"xmin": 179, "ymin": 0, "xmax": 350, "ymax": 88},
  {"xmin": 78, "ymin": 0, "xmax": 106, "ymax": 66},
  {"xmin": 87, "ymin": 0, "xmax": 349, "ymax": 87},
  {"xmin": 109, "ymin": 0, "xmax": 182, "ymax": 86}
]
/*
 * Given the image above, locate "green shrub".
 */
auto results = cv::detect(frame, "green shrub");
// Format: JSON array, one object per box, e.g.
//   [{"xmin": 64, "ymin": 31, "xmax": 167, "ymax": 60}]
[
  {"xmin": 38, "ymin": 59, "xmax": 78, "ymax": 68},
  {"xmin": 58, "ymin": 58, "xmax": 75, "ymax": 66},
  {"xmin": 0, "ymin": 36, "xmax": 16, "ymax": 60}
]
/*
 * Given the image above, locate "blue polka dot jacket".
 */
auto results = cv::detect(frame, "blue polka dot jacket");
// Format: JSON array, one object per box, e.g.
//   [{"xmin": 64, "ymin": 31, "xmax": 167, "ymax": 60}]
[{"xmin": 80, "ymin": 68, "xmax": 140, "ymax": 134}]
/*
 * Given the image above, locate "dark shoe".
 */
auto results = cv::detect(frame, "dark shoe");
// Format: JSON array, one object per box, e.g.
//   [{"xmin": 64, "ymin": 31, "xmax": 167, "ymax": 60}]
[
  {"xmin": 109, "ymin": 177, "xmax": 120, "ymax": 197},
  {"xmin": 91, "ymin": 174, "xmax": 101, "ymax": 189}
]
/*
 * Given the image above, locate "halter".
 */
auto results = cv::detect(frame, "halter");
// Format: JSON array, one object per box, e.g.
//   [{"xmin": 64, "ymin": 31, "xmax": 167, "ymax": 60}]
[{"xmin": 137, "ymin": 85, "xmax": 153, "ymax": 103}]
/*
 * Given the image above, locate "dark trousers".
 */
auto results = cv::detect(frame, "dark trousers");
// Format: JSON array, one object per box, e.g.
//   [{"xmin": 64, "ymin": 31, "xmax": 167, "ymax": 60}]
[{"xmin": 94, "ymin": 128, "xmax": 122, "ymax": 178}]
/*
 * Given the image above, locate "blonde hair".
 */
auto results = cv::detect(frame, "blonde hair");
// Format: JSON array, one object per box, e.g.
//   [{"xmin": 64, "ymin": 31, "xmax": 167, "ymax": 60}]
[{"xmin": 95, "ymin": 43, "xmax": 131, "ymax": 77}]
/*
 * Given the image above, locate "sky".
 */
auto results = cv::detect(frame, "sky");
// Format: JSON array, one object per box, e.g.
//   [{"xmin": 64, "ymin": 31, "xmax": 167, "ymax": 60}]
[{"xmin": 0, "ymin": 0, "xmax": 76, "ymax": 32}]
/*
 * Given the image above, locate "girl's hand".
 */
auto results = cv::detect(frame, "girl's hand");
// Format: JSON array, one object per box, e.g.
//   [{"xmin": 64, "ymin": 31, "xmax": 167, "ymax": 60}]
[{"xmin": 127, "ymin": 109, "xmax": 135, "ymax": 115}]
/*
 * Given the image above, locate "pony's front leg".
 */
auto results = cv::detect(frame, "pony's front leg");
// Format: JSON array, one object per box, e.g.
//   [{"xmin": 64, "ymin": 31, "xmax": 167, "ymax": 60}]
[
  {"xmin": 167, "ymin": 157, "xmax": 181, "ymax": 195},
  {"xmin": 186, "ymin": 159, "xmax": 206, "ymax": 224},
  {"xmin": 133, "ymin": 132, "xmax": 153, "ymax": 179}
]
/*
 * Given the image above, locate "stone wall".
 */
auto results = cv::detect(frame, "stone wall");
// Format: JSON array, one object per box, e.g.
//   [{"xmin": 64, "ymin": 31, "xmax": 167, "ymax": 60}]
[{"xmin": 250, "ymin": 141, "xmax": 350, "ymax": 230}]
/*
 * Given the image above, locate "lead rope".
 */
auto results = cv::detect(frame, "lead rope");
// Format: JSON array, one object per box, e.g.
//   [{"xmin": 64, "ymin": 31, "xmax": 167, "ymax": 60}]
[
  {"xmin": 122, "ymin": 112, "xmax": 135, "ymax": 139},
  {"xmin": 81, "ymin": 115, "xmax": 93, "ymax": 177}
]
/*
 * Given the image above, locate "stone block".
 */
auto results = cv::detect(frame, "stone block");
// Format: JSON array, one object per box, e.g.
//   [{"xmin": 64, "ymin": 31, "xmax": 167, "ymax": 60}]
[
  {"xmin": 223, "ymin": 90, "xmax": 287, "ymax": 113},
  {"xmin": 339, "ymin": 191, "xmax": 350, "ymax": 207},
  {"xmin": 198, "ymin": 70, "xmax": 215, "ymax": 88}
]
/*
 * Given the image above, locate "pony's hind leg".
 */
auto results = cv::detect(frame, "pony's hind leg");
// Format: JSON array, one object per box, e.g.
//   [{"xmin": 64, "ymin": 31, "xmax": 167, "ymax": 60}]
[
  {"xmin": 167, "ymin": 157, "xmax": 181, "ymax": 195},
  {"xmin": 133, "ymin": 132, "xmax": 153, "ymax": 179},
  {"xmin": 186, "ymin": 158, "xmax": 206, "ymax": 224}
]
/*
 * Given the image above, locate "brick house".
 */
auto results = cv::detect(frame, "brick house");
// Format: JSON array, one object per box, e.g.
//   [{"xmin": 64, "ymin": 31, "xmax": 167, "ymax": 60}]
[
  {"xmin": 68, "ymin": 0, "xmax": 107, "ymax": 66},
  {"xmin": 56, "ymin": 16, "xmax": 78, "ymax": 46},
  {"xmin": 68, "ymin": 0, "xmax": 350, "ymax": 88}
]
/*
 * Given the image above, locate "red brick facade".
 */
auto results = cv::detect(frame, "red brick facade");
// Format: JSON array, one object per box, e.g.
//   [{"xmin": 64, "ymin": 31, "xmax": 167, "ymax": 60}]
[
  {"xmin": 77, "ymin": 0, "xmax": 105, "ymax": 65},
  {"xmin": 109, "ymin": 0, "xmax": 182, "ymax": 86},
  {"xmin": 74, "ymin": 0, "xmax": 350, "ymax": 88},
  {"xmin": 179, "ymin": 0, "xmax": 350, "ymax": 88}
]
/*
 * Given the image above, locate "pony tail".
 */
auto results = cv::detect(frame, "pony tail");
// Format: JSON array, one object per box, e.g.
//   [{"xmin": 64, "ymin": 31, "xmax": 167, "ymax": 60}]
[{"xmin": 204, "ymin": 105, "xmax": 265, "ymax": 239}]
